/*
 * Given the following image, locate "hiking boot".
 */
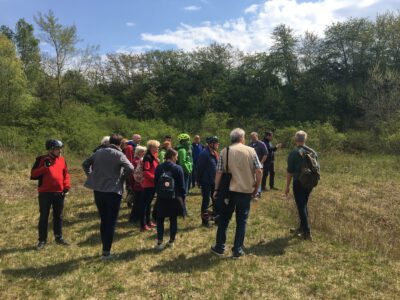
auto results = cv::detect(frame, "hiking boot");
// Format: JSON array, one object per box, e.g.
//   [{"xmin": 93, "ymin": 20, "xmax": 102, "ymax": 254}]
[
  {"xmin": 37, "ymin": 241, "xmax": 46, "ymax": 250},
  {"xmin": 55, "ymin": 237, "xmax": 69, "ymax": 246},
  {"xmin": 167, "ymin": 240, "xmax": 175, "ymax": 248},
  {"xmin": 303, "ymin": 231, "xmax": 313, "ymax": 241},
  {"xmin": 211, "ymin": 245, "xmax": 224, "ymax": 257},
  {"xmin": 141, "ymin": 225, "xmax": 152, "ymax": 232},
  {"xmin": 101, "ymin": 251, "xmax": 114, "ymax": 260},
  {"xmin": 232, "ymin": 248, "xmax": 245, "ymax": 259}
]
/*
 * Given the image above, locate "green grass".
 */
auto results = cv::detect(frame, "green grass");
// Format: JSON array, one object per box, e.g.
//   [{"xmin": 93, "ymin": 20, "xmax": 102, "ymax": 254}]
[{"xmin": 0, "ymin": 149, "xmax": 399, "ymax": 299}]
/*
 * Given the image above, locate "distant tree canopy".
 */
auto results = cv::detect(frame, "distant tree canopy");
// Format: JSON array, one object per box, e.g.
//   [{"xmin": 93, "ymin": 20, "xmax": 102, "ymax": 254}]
[{"xmin": 1, "ymin": 11, "xmax": 400, "ymax": 154}]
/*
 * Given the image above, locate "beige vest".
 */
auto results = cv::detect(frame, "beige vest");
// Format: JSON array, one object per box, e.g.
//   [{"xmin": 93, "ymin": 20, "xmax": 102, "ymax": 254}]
[{"xmin": 221, "ymin": 143, "xmax": 257, "ymax": 194}]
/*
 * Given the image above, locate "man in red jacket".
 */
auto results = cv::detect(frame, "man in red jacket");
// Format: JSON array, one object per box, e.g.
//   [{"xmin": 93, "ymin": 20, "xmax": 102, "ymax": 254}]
[{"xmin": 31, "ymin": 139, "xmax": 71, "ymax": 250}]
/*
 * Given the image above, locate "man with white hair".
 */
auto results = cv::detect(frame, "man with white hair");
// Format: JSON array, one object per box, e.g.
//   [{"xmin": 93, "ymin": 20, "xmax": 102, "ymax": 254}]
[
  {"xmin": 211, "ymin": 128, "xmax": 262, "ymax": 258},
  {"xmin": 128, "ymin": 134, "xmax": 141, "ymax": 150},
  {"xmin": 285, "ymin": 130, "xmax": 319, "ymax": 241}
]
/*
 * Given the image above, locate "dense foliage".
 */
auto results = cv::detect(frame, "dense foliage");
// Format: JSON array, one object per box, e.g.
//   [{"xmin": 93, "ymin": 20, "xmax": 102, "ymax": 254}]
[{"xmin": 1, "ymin": 11, "xmax": 400, "ymax": 154}]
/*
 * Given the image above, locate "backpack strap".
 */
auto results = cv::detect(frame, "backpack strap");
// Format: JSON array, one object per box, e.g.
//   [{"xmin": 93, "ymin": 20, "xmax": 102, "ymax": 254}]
[{"xmin": 225, "ymin": 147, "xmax": 230, "ymax": 173}]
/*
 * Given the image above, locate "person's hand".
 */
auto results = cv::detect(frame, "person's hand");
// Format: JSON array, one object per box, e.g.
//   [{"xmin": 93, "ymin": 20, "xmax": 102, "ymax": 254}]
[
  {"xmin": 62, "ymin": 188, "xmax": 69, "ymax": 196},
  {"xmin": 252, "ymin": 187, "xmax": 258, "ymax": 198},
  {"xmin": 276, "ymin": 143, "xmax": 282, "ymax": 149},
  {"xmin": 213, "ymin": 190, "xmax": 218, "ymax": 199},
  {"xmin": 284, "ymin": 186, "xmax": 290, "ymax": 198}
]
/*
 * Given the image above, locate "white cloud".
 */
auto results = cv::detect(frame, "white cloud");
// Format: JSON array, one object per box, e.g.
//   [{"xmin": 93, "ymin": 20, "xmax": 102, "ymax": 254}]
[
  {"xmin": 184, "ymin": 5, "xmax": 202, "ymax": 11},
  {"xmin": 125, "ymin": 22, "xmax": 136, "ymax": 27},
  {"xmin": 115, "ymin": 45, "xmax": 154, "ymax": 54},
  {"xmin": 245, "ymin": 4, "xmax": 259, "ymax": 14},
  {"xmin": 142, "ymin": 0, "xmax": 399, "ymax": 52}
]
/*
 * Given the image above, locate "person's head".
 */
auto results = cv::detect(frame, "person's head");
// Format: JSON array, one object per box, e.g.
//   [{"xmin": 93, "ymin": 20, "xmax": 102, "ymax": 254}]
[
  {"xmin": 147, "ymin": 140, "xmax": 160, "ymax": 154},
  {"xmin": 178, "ymin": 133, "xmax": 190, "ymax": 145},
  {"xmin": 120, "ymin": 138, "xmax": 129, "ymax": 150},
  {"xmin": 45, "ymin": 139, "xmax": 63, "ymax": 157},
  {"xmin": 230, "ymin": 128, "xmax": 245, "ymax": 144},
  {"xmin": 265, "ymin": 131, "xmax": 273, "ymax": 141},
  {"xmin": 194, "ymin": 135, "xmax": 200, "ymax": 144},
  {"xmin": 109, "ymin": 134, "xmax": 123, "ymax": 147},
  {"xmin": 206, "ymin": 136, "xmax": 219, "ymax": 151},
  {"xmin": 135, "ymin": 145, "xmax": 147, "ymax": 158},
  {"xmin": 250, "ymin": 132, "xmax": 259, "ymax": 142},
  {"xmin": 100, "ymin": 136, "xmax": 110, "ymax": 146},
  {"xmin": 164, "ymin": 135, "xmax": 172, "ymax": 142},
  {"xmin": 294, "ymin": 130, "xmax": 307, "ymax": 146},
  {"xmin": 165, "ymin": 148, "xmax": 178, "ymax": 163},
  {"xmin": 161, "ymin": 141, "xmax": 171, "ymax": 150},
  {"xmin": 132, "ymin": 134, "xmax": 141, "ymax": 145}
]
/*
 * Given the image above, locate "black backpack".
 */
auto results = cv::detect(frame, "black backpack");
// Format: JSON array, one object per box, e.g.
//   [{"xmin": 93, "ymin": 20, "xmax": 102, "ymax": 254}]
[
  {"xmin": 298, "ymin": 146, "xmax": 320, "ymax": 191},
  {"xmin": 157, "ymin": 166, "xmax": 175, "ymax": 199}
]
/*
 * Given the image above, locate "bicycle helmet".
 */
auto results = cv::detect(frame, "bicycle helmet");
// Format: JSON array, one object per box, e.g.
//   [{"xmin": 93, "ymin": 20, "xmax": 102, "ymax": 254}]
[
  {"xmin": 178, "ymin": 133, "xmax": 190, "ymax": 141},
  {"xmin": 45, "ymin": 139, "xmax": 63, "ymax": 150},
  {"xmin": 206, "ymin": 136, "xmax": 219, "ymax": 144}
]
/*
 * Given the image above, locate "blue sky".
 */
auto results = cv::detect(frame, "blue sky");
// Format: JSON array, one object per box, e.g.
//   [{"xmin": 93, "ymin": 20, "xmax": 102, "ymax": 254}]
[{"xmin": 1, "ymin": 0, "xmax": 399, "ymax": 54}]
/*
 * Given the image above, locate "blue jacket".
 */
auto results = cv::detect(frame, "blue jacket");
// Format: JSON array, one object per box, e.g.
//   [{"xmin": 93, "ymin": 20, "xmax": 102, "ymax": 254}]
[
  {"xmin": 196, "ymin": 147, "xmax": 218, "ymax": 186},
  {"xmin": 191, "ymin": 143, "xmax": 204, "ymax": 164}
]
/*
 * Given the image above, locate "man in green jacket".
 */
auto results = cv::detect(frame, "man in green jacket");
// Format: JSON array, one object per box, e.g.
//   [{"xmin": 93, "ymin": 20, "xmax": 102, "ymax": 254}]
[{"xmin": 177, "ymin": 133, "xmax": 193, "ymax": 215}]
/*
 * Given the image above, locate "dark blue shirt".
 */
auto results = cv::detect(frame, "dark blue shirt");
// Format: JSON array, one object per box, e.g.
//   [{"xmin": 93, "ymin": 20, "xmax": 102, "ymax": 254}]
[
  {"xmin": 262, "ymin": 138, "xmax": 277, "ymax": 163},
  {"xmin": 196, "ymin": 147, "xmax": 218, "ymax": 186},
  {"xmin": 248, "ymin": 140, "xmax": 268, "ymax": 161},
  {"xmin": 191, "ymin": 143, "xmax": 204, "ymax": 164}
]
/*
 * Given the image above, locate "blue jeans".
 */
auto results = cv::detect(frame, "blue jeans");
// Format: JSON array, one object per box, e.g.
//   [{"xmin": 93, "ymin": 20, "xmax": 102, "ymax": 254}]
[
  {"xmin": 94, "ymin": 191, "xmax": 122, "ymax": 253},
  {"xmin": 293, "ymin": 181, "xmax": 311, "ymax": 233},
  {"xmin": 156, "ymin": 215, "xmax": 177, "ymax": 242},
  {"xmin": 201, "ymin": 183, "xmax": 215, "ymax": 215},
  {"xmin": 215, "ymin": 192, "xmax": 251, "ymax": 252}
]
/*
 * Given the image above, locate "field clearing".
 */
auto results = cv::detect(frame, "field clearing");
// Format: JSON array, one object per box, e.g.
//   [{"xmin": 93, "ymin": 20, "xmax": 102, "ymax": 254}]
[{"xmin": 0, "ymin": 150, "xmax": 399, "ymax": 299}]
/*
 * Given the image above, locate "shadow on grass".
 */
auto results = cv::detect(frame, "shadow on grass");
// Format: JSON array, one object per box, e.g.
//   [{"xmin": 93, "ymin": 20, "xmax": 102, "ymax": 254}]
[
  {"xmin": 2, "ymin": 255, "xmax": 95, "ymax": 279},
  {"xmin": 0, "ymin": 246, "xmax": 37, "ymax": 257},
  {"xmin": 150, "ymin": 252, "xmax": 224, "ymax": 273},
  {"xmin": 77, "ymin": 230, "xmax": 136, "ymax": 247},
  {"xmin": 247, "ymin": 236, "xmax": 298, "ymax": 256}
]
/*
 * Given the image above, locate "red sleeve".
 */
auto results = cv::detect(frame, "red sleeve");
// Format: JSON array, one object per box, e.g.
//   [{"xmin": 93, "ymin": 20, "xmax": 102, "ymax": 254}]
[
  {"xmin": 143, "ymin": 161, "xmax": 155, "ymax": 182},
  {"xmin": 63, "ymin": 159, "xmax": 71, "ymax": 189},
  {"xmin": 31, "ymin": 157, "xmax": 49, "ymax": 179},
  {"xmin": 124, "ymin": 146, "xmax": 134, "ymax": 163}
]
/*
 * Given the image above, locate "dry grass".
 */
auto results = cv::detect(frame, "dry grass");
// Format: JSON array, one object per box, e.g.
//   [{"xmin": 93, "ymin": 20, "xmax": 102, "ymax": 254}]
[{"xmin": 0, "ymin": 149, "xmax": 399, "ymax": 299}]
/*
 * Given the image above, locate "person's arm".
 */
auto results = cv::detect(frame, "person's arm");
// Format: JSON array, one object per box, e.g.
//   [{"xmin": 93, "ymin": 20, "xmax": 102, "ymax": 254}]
[
  {"xmin": 251, "ymin": 153, "xmax": 263, "ymax": 197},
  {"xmin": 260, "ymin": 142, "xmax": 268, "ymax": 164},
  {"xmin": 212, "ymin": 152, "xmax": 224, "ymax": 199},
  {"xmin": 285, "ymin": 173, "xmax": 293, "ymax": 197},
  {"xmin": 176, "ymin": 166, "xmax": 186, "ymax": 198},
  {"xmin": 82, "ymin": 153, "xmax": 95, "ymax": 175},
  {"xmin": 31, "ymin": 156, "xmax": 49, "ymax": 179},
  {"xmin": 63, "ymin": 159, "xmax": 71, "ymax": 191},
  {"xmin": 143, "ymin": 160, "xmax": 155, "ymax": 182},
  {"xmin": 120, "ymin": 153, "xmax": 135, "ymax": 174}
]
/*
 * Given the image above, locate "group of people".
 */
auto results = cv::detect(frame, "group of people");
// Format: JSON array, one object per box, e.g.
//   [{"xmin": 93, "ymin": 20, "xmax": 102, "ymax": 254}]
[{"xmin": 30, "ymin": 128, "xmax": 319, "ymax": 259}]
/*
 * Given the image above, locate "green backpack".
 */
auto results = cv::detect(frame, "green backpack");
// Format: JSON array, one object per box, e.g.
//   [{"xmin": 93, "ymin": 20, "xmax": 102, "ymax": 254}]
[{"xmin": 298, "ymin": 146, "xmax": 320, "ymax": 191}]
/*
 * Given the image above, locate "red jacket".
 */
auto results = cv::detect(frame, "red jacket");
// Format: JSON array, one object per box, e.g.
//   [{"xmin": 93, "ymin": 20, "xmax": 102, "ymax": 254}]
[
  {"xmin": 31, "ymin": 155, "xmax": 71, "ymax": 193},
  {"xmin": 123, "ymin": 145, "xmax": 134, "ymax": 163},
  {"xmin": 141, "ymin": 152, "xmax": 159, "ymax": 189}
]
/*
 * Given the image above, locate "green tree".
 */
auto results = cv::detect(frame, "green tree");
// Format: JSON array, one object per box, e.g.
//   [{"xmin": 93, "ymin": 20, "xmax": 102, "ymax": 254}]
[
  {"xmin": 14, "ymin": 18, "xmax": 41, "ymax": 90},
  {"xmin": 35, "ymin": 10, "xmax": 79, "ymax": 109}
]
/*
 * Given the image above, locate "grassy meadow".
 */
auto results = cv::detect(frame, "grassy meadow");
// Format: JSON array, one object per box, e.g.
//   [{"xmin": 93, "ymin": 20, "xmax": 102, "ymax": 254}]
[{"xmin": 0, "ymin": 148, "xmax": 399, "ymax": 299}]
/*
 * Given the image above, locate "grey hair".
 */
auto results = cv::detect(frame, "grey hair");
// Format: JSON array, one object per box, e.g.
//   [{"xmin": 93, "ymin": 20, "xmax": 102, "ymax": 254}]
[
  {"xmin": 134, "ymin": 145, "xmax": 147, "ymax": 156},
  {"xmin": 100, "ymin": 136, "xmax": 110, "ymax": 145},
  {"xmin": 250, "ymin": 132, "xmax": 258, "ymax": 137},
  {"xmin": 230, "ymin": 128, "xmax": 245, "ymax": 143},
  {"xmin": 295, "ymin": 130, "xmax": 307, "ymax": 143}
]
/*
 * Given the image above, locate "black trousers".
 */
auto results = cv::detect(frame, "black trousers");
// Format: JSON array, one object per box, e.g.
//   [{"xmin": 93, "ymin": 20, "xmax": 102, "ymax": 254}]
[
  {"xmin": 38, "ymin": 192, "xmax": 65, "ymax": 242},
  {"xmin": 262, "ymin": 161, "xmax": 275, "ymax": 189},
  {"xmin": 293, "ymin": 181, "xmax": 311, "ymax": 233},
  {"xmin": 94, "ymin": 191, "xmax": 122, "ymax": 253}
]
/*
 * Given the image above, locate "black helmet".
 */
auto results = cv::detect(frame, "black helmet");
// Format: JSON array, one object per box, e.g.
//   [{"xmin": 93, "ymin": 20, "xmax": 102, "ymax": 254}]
[
  {"xmin": 206, "ymin": 136, "xmax": 219, "ymax": 144},
  {"xmin": 45, "ymin": 139, "xmax": 63, "ymax": 150}
]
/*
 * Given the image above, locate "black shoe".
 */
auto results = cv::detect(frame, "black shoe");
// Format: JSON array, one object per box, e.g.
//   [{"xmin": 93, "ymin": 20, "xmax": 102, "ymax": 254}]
[
  {"xmin": 202, "ymin": 220, "xmax": 211, "ymax": 228},
  {"xmin": 303, "ymin": 231, "xmax": 313, "ymax": 241},
  {"xmin": 232, "ymin": 248, "xmax": 245, "ymax": 259},
  {"xmin": 37, "ymin": 241, "xmax": 46, "ymax": 250},
  {"xmin": 55, "ymin": 237, "xmax": 69, "ymax": 246},
  {"xmin": 211, "ymin": 245, "xmax": 224, "ymax": 257}
]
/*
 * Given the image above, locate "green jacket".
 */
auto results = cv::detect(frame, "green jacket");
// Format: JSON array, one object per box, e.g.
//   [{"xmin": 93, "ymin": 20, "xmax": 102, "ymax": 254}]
[
  {"xmin": 159, "ymin": 148, "xmax": 167, "ymax": 163},
  {"xmin": 177, "ymin": 144, "xmax": 193, "ymax": 175}
]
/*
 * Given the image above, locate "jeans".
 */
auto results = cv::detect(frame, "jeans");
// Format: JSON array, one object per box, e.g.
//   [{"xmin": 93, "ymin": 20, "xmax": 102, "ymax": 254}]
[
  {"xmin": 156, "ymin": 215, "xmax": 177, "ymax": 242},
  {"xmin": 215, "ymin": 192, "xmax": 251, "ymax": 252},
  {"xmin": 141, "ymin": 187, "xmax": 155, "ymax": 227},
  {"xmin": 201, "ymin": 183, "xmax": 215, "ymax": 216},
  {"xmin": 293, "ymin": 181, "xmax": 311, "ymax": 233},
  {"xmin": 38, "ymin": 192, "xmax": 65, "ymax": 242},
  {"xmin": 262, "ymin": 161, "xmax": 275, "ymax": 189},
  {"xmin": 94, "ymin": 191, "xmax": 122, "ymax": 253}
]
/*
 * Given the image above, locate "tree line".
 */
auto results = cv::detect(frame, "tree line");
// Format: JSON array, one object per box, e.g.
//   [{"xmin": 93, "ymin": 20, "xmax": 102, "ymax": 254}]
[{"xmin": 1, "ymin": 11, "xmax": 400, "ymax": 154}]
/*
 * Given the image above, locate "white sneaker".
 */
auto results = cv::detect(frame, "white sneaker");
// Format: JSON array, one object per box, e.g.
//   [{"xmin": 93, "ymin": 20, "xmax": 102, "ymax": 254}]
[
  {"xmin": 155, "ymin": 242, "xmax": 164, "ymax": 250},
  {"xmin": 167, "ymin": 240, "xmax": 174, "ymax": 248}
]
